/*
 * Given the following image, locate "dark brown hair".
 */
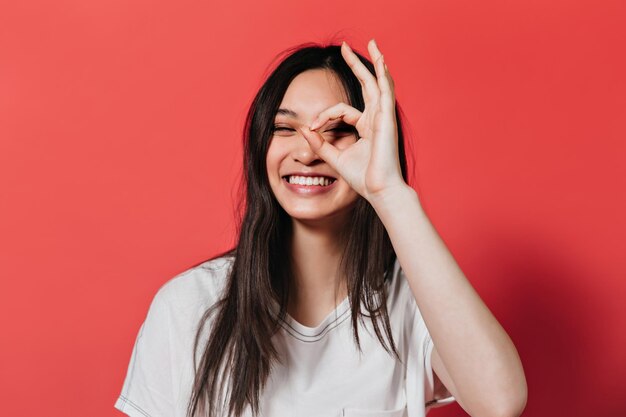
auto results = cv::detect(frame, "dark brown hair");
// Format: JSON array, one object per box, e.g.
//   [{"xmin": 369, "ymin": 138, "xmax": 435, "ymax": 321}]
[{"xmin": 186, "ymin": 42, "xmax": 411, "ymax": 417}]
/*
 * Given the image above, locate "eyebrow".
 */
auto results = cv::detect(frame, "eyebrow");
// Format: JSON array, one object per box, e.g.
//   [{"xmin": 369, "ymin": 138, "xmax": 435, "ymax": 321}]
[{"xmin": 276, "ymin": 108, "xmax": 298, "ymax": 118}]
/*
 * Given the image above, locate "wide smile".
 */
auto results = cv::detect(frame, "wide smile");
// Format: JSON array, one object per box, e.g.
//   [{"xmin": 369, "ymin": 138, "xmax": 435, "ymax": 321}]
[{"xmin": 281, "ymin": 175, "xmax": 338, "ymax": 195}]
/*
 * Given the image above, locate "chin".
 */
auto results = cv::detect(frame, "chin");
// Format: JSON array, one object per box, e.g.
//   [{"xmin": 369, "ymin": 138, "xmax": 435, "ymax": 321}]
[
  {"xmin": 284, "ymin": 208, "xmax": 333, "ymax": 220},
  {"xmin": 283, "ymin": 202, "xmax": 358, "ymax": 223}
]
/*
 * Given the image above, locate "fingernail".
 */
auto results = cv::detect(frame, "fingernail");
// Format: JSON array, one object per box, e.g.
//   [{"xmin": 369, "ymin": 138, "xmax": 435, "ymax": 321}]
[{"xmin": 310, "ymin": 119, "xmax": 319, "ymax": 130}]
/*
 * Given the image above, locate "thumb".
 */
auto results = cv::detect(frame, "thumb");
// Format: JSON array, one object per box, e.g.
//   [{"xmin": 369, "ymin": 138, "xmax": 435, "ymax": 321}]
[{"xmin": 300, "ymin": 126, "xmax": 341, "ymax": 169}]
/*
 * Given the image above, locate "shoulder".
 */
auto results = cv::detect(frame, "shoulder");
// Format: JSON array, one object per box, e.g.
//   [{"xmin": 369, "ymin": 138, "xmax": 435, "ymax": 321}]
[
  {"xmin": 114, "ymin": 256, "xmax": 235, "ymax": 416},
  {"xmin": 151, "ymin": 254, "xmax": 235, "ymax": 316}
]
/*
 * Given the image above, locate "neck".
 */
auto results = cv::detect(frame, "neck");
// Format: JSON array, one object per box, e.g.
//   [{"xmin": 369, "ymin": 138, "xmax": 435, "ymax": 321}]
[{"xmin": 286, "ymin": 215, "xmax": 349, "ymax": 326}]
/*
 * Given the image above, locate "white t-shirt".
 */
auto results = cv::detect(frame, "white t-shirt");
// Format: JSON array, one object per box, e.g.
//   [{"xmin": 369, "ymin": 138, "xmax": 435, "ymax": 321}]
[{"xmin": 114, "ymin": 255, "xmax": 456, "ymax": 417}]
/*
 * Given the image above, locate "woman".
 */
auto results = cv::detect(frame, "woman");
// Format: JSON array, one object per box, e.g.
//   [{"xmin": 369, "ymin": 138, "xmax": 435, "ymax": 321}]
[{"xmin": 114, "ymin": 39, "xmax": 527, "ymax": 417}]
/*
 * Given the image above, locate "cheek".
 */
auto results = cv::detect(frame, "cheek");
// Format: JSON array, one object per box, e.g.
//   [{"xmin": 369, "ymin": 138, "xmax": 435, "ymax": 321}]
[
  {"xmin": 265, "ymin": 147, "xmax": 278, "ymax": 172},
  {"xmin": 265, "ymin": 150, "xmax": 283, "ymax": 189},
  {"xmin": 265, "ymin": 139, "xmax": 285, "ymax": 166},
  {"xmin": 345, "ymin": 187, "xmax": 360, "ymax": 204},
  {"xmin": 336, "ymin": 180, "xmax": 360, "ymax": 203}
]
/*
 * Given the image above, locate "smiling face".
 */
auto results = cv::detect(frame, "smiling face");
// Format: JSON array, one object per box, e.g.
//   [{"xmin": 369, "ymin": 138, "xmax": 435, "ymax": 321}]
[{"xmin": 266, "ymin": 69, "xmax": 360, "ymax": 226}]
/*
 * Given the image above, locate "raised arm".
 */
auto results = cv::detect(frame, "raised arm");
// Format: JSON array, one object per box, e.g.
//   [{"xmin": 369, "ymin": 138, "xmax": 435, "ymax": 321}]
[
  {"xmin": 369, "ymin": 185, "xmax": 527, "ymax": 417},
  {"xmin": 299, "ymin": 38, "xmax": 527, "ymax": 417}
]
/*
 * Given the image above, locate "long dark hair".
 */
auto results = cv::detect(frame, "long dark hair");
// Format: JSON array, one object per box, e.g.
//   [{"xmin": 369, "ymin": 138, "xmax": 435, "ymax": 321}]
[{"xmin": 186, "ymin": 42, "xmax": 411, "ymax": 417}]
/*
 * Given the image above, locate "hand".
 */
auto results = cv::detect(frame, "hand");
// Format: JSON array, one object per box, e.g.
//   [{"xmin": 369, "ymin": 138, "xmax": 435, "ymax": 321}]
[{"xmin": 299, "ymin": 39, "xmax": 408, "ymax": 203}]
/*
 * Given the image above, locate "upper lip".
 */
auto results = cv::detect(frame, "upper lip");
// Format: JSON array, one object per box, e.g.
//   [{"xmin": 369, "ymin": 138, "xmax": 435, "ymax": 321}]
[{"xmin": 282, "ymin": 171, "xmax": 337, "ymax": 179}]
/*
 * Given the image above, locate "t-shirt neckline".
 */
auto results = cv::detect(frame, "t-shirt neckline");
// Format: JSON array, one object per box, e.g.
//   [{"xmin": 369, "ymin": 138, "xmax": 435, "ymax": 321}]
[{"xmin": 272, "ymin": 296, "xmax": 352, "ymax": 342}]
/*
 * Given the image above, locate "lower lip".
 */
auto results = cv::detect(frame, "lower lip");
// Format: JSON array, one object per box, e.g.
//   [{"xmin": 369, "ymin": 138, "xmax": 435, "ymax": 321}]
[{"xmin": 282, "ymin": 177, "xmax": 338, "ymax": 195}]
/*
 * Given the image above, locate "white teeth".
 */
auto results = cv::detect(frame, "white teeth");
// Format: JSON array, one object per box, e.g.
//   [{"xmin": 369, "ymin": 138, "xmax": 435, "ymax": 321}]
[{"xmin": 286, "ymin": 175, "xmax": 335, "ymax": 186}]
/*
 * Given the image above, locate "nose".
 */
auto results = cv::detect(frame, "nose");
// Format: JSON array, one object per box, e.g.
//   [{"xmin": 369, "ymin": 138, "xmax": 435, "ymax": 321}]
[{"xmin": 291, "ymin": 132, "xmax": 323, "ymax": 165}]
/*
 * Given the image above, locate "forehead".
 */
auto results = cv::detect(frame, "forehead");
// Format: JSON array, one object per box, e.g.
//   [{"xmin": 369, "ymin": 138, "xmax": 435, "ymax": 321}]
[{"xmin": 277, "ymin": 69, "xmax": 348, "ymax": 118}]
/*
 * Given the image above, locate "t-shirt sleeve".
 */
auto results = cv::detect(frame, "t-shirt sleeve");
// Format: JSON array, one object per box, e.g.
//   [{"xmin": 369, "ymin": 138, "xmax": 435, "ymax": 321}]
[
  {"xmin": 402, "ymin": 272, "xmax": 456, "ymax": 416},
  {"xmin": 114, "ymin": 285, "xmax": 176, "ymax": 417},
  {"xmin": 423, "ymin": 329, "xmax": 457, "ymax": 410}
]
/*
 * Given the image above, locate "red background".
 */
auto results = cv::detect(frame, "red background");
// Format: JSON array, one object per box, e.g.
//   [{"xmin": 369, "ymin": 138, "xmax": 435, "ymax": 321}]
[{"xmin": 1, "ymin": 0, "xmax": 624, "ymax": 416}]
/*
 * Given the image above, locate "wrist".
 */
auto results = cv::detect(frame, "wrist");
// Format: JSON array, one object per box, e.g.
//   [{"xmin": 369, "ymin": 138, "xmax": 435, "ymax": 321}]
[{"xmin": 367, "ymin": 183, "xmax": 420, "ymax": 213}]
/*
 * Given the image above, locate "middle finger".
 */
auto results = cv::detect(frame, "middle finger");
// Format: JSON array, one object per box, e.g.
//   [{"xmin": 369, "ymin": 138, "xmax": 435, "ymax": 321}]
[{"xmin": 341, "ymin": 41, "xmax": 380, "ymax": 105}]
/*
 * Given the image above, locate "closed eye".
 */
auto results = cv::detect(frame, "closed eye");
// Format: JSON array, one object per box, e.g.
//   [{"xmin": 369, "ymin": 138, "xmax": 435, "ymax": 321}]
[
  {"xmin": 326, "ymin": 126, "xmax": 354, "ymax": 132},
  {"xmin": 272, "ymin": 125, "xmax": 296, "ymax": 136},
  {"xmin": 271, "ymin": 125, "xmax": 356, "ymax": 136},
  {"xmin": 324, "ymin": 125, "xmax": 358, "ymax": 137}
]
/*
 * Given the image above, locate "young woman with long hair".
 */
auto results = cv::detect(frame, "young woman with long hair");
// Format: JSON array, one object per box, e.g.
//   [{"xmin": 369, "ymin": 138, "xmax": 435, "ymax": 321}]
[{"xmin": 114, "ymin": 39, "xmax": 527, "ymax": 417}]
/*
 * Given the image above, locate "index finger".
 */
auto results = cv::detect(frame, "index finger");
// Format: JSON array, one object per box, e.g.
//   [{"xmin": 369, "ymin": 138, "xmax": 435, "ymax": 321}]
[{"xmin": 309, "ymin": 102, "xmax": 362, "ymax": 131}]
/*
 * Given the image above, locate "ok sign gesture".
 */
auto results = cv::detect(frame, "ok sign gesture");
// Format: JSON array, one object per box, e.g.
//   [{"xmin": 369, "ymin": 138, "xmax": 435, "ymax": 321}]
[{"xmin": 300, "ymin": 39, "xmax": 407, "ymax": 203}]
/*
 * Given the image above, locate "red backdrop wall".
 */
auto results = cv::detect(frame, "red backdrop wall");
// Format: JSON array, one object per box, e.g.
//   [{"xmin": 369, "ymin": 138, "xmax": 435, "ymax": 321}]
[{"xmin": 0, "ymin": 0, "xmax": 624, "ymax": 416}]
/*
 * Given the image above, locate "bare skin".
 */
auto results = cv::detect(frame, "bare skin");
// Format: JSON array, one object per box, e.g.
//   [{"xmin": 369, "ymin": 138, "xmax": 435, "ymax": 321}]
[
  {"xmin": 266, "ymin": 69, "xmax": 359, "ymax": 327},
  {"xmin": 286, "ymin": 220, "xmax": 348, "ymax": 328},
  {"xmin": 266, "ymin": 40, "xmax": 528, "ymax": 417}
]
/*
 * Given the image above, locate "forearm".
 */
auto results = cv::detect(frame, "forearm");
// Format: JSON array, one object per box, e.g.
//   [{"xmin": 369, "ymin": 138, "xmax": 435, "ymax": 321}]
[{"xmin": 369, "ymin": 184, "xmax": 527, "ymax": 416}]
